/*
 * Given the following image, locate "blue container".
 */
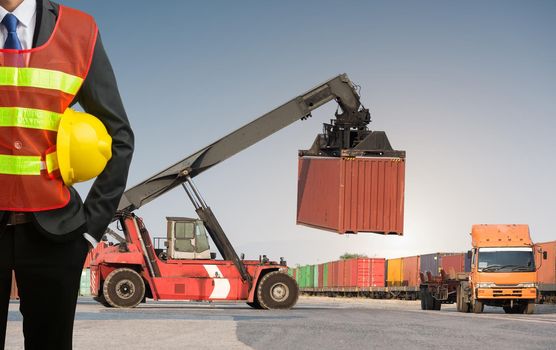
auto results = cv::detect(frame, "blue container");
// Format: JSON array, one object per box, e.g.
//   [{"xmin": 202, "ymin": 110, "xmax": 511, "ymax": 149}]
[{"xmin": 420, "ymin": 253, "xmax": 440, "ymax": 276}]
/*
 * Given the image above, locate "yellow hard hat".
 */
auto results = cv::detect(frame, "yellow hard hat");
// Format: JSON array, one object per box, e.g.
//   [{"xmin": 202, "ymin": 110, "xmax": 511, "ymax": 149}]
[{"xmin": 57, "ymin": 108, "xmax": 112, "ymax": 186}]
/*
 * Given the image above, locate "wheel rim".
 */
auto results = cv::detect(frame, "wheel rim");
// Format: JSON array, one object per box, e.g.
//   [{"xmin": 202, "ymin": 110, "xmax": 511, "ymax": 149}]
[
  {"xmin": 269, "ymin": 282, "xmax": 289, "ymax": 302},
  {"xmin": 115, "ymin": 279, "xmax": 135, "ymax": 300}
]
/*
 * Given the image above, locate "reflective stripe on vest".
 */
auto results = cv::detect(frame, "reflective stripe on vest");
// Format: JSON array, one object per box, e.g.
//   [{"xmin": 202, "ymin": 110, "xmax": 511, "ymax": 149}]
[
  {"xmin": 0, "ymin": 5, "xmax": 97, "ymax": 211},
  {"xmin": 0, "ymin": 152, "xmax": 59, "ymax": 176},
  {"xmin": 0, "ymin": 67, "xmax": 83, "ymax": 95},
  {"xmin": 0, "ymin": 107, "xmax": 62, "ymax": 131}
]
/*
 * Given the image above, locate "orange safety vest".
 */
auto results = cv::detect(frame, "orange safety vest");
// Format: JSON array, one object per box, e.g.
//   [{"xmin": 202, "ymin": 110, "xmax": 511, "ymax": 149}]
[{"xmin": 0, "ymin": 6, "xmax": 97, "ymax": 211}]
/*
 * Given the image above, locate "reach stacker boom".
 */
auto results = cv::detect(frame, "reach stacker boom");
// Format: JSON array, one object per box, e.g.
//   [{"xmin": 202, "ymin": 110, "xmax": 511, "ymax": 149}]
[{"xmin": 90, "ymin": 74, "xmax": 397, "ymax": 309}]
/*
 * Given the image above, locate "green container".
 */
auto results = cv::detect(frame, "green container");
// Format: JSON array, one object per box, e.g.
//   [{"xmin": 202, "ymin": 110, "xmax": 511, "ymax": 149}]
[
  {"xmin": 79, "ymin": 269, "xmax": 91, "ymax": 296},
  {"xmin": 313, "ymin": 265, "xmax": 319, "ymax": 288},
  {"xmin": 299, "ymin": 265, "xmax": 314, "ymax": 288},
  {"xmin": 323, "ymin": 263, "xmax": 329, "ymax": 288}
]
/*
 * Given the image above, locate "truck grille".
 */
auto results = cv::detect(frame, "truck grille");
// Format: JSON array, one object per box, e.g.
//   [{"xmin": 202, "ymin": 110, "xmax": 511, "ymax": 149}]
[{"xmin": 493, "ymin": 289, "xmax": 522, "ymax": 297}]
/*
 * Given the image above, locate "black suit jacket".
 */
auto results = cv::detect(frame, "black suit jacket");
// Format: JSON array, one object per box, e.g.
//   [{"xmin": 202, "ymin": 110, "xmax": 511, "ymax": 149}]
[{"xmin": 0, "ymin": 0, "xmax": 134, "ymax": 242}]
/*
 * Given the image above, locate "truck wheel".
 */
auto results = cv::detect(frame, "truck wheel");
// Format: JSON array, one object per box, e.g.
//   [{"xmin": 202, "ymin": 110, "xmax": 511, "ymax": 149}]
[
  {"xmin": 432, "ymin": 298, "xmax": 442, "ymax": 310},
  {"xmin": 93, "ymin": 294, "xmax": 112, "ymax": 308},
  {"xmin": 103, "ymin": 268, "xmax": 145, "ymax": 308},
  {"xmin": 523, "ymin": 302, "xmax": 535, "ymax": 314},
  {"xmin": 256, "ymin": 271, "xmax": 298, "ymax": 310},
  {"xmin": 456, "ymin": 289, "xmax": 463, "ymax": 312},
  {"xmin": 420, "ymin": 287, "xmax": 431, "ymax": 310},
  {"xmin": 246, "ymin": 299, "xmax": 263, "ymax": 309},
  {"xmin": 471, "ymin": 300, "xmax": 484, "ymax": 313}
]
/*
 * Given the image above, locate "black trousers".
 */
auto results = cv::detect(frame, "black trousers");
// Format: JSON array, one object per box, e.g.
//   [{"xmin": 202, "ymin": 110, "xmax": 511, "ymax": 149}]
[{"xmin": 0, "ymin": 223, "xmax": 89, "ymax": 350}]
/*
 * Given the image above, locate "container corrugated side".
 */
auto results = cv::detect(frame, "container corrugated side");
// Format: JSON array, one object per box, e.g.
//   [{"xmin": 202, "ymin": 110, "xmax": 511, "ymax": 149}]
[
  {"xmin": 323, "ymin": 263, "xmax": 329, "ymax": 288},
  {"xmin": 441, "ymin": 254, "xmax": 466, "ymax": 279},
  {"xmin": 420, "ymin": 253, "xmax": 440, "ymax": 276},
  {"xmin": 386, "ymin": 258, "xmax": 403, "ymax": 286},
  {"xmin": 402, "ymin": 256, "xmax": 420, "ymax": 287},
  {"xmin": 536, "ymin": 241, "xmax": 556, "ymax": 291},
  {"xmin": 337, "ymin": 260, "xmax": 346, "ymax": 287},
  {"xmin": 370, "ymin": 258, "xmax": 386, "ymax": 287},
  {"xmin": 297, "ymin": 156, "xmax": 405, "ymax": 235},
  {"xmin": 313, "ymin": 265, "xmax": 319, "ymax": 288},
  {"xmin": 344, "ymin": 259, "xmax": 354, "ymax": 286}
]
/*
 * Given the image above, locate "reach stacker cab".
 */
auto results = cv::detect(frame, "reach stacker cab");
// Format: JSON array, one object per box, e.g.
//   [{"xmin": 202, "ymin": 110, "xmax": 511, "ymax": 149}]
[{"xmin": 90, "ymin": 74, "xmax": 397, "ymax": 309}]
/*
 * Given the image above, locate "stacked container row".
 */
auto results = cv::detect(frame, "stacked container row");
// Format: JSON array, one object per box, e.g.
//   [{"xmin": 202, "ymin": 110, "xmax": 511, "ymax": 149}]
[
  {"xmin": 292, "ymin": 253, "xmax": 470, "ymax": 289},
  {"xmin": 290, "ymin": 258, "xmax": 385, "ymax": 289}
]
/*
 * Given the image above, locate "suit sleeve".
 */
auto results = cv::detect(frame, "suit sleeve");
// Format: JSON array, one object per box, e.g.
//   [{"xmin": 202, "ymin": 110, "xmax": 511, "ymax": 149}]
[{"xmin": 76, "ymin": 33, "xmax": 134, "ymax": 241}]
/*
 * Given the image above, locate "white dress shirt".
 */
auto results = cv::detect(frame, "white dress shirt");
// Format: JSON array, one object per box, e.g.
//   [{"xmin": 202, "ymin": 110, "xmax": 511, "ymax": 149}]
[
  {"xmin": 0, "ymin": 0, "xmax": 36, "ymax": 49},
  {"xmin": 0, "ymin": 0, "xmax": 99, "ymax": 248}
]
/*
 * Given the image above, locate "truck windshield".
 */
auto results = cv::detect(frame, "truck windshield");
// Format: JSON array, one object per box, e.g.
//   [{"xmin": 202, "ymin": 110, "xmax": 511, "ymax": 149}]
[{"xmin": 477, "ymin": 247, "xmax": 535, "ymax": 272}]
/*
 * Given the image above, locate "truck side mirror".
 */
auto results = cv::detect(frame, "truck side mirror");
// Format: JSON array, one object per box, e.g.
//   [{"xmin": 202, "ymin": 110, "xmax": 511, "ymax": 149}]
[
  {"xmin": 467, "ymin": 250, "xmax": 472, "ymax": 259},
  {"xmin": 543, "ymin": 251, "xmax": 548, "ymax": 260}
]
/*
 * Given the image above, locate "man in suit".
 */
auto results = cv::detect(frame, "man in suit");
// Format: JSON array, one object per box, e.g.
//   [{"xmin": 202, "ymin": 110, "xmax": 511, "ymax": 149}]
[{"xmin": 0, "ymin": 0, "xmax": 134, "ymax": 348}]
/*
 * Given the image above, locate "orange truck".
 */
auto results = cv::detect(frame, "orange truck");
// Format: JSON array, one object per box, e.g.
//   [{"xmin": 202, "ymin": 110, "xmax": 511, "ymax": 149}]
[{"xmin": 420, "ymin": 224, "xmax": 547, "ymax": 314}]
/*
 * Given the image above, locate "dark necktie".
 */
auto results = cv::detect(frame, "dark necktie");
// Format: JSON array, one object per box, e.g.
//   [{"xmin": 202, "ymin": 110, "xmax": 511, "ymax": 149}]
[{"xmin": 2, "ymin": 13, "xmax": 23, "ymax": 50}]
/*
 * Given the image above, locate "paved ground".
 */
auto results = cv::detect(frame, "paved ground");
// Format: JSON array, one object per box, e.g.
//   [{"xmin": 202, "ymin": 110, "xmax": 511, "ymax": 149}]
[{"xmin": 5, "ymin": 296, "xmax": 556, "ymax": 349}]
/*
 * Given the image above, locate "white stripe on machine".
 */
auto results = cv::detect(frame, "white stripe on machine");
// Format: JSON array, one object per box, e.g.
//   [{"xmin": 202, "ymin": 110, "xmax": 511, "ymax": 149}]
[{"xmin": 203, "ymin": 265, "xmax": 231, "ymax": 299}]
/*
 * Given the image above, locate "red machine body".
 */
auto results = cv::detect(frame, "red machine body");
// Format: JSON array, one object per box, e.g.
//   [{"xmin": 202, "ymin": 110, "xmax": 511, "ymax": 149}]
[{"xmin": 90, "ymin": 216, "xmax": 282, "ymax": 303}]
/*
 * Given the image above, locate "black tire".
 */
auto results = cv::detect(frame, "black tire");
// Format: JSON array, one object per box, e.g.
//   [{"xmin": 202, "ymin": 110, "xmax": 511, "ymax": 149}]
[
  {"xmin": 420, "ymin": 288, "xmax": 440, "ymax": 310},
  {"xmin": 93, "ymin": 294, "xmax": 112, "ymax": 308},
  {"xmin": 420, "ymin": 296, "xmax": 426, "ymax": 310},
  {"xmin": 456, "ymin": 286, "xmax": 470, "ymax": 313},
  {"xmin": 246, "ymin": 300, "xmax": 263, "ymax": 309},
  {"xmin": 420, "ymin": 287, "xmax": 430, "ymax": 310},
  {"xmin": 256, "ymin": 271, "xmax": 299, "ymax": 310},
  {"xmin": 432, "ymin": 298, "xmax": 442, "ymax": 311},
  {"xmin": 524, "ymin": 302, "xmax": 535, "ymax": 314},
  {"xmin": 472, "ymin": 300, "xmax": 484, "ymax": 313},
  {"xmin": 103, "ymin": 268, "xmax": 145, "ymax": 308}
]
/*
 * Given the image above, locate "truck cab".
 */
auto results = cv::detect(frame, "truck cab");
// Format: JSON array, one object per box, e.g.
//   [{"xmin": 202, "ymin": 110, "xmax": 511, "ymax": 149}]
[{"xmin": 458, "ymin": 224, "xmax": 545, "ymax": 314}]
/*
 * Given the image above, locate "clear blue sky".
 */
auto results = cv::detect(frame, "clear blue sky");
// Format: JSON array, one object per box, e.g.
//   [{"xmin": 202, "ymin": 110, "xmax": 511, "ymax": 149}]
[{"xmin": 66, "ymin": 0, "xmax": 556, "ymax": 265}]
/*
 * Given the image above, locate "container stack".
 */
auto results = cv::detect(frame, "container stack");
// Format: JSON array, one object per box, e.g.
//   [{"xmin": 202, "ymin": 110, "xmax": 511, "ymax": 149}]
[
  {"xmin": 291, "ymin": 253, "xmax": 470, "ymax": 290},
  {"xmin": 292, "ymin": 258, "xmax": 385, "ymax": 289}
]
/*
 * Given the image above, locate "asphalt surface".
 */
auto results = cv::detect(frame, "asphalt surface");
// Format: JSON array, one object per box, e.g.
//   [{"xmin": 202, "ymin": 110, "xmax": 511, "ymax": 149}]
[{"xmin": 5, "ymin": 296, "xmax": 556, "ymax": 349}]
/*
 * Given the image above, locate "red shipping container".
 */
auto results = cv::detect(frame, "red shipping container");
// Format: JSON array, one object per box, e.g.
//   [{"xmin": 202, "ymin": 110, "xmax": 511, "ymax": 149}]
[
  {"xmin": 337, "ymin": 260, "xmax": 346, "ymax": 287},
  {"xmin": 370, "ymin": 259, "xmax": 386, "ymax": 287},
  {"xmin": 536, "ymin": 241, "xmax": 556, "ymax": 290},
  {"xmin": 344, "ymin": 259, "xmax": 353, "ymax": 287},
  {"xmin": 343, "ymin": 258, "xmax": 386, "ymax": 288},
  {"xmin": 318, "ymin": 263, "xmax": 324, "ymax": 288},
  {"xmin": 328, "ymin": 261, "xmax": 334, "ymax": 287},
  {"xmin": 402, "ymin": 256, "xmax": 420, "ymax": 287},
  {"xmin": 297, "ymin": 156, "xmax": 405, "ymax": 234},
  {"xmin": 10, "ymin": 271, "xmax": 18, "ymax": 300},
  {"xmin": 440, "ymin": 254, "xmax": 466, "ymax": 279}
]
